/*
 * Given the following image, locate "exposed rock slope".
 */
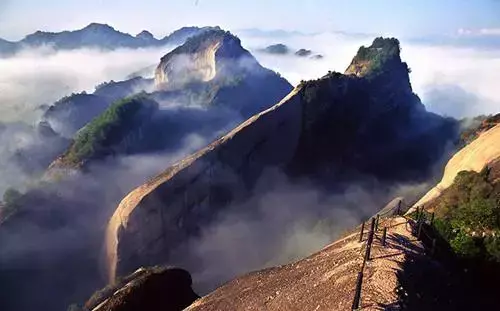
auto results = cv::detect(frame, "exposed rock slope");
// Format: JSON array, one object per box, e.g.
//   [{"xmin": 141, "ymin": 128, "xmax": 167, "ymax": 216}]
[
  {"xmin": 106, "ymin": 87, "xmax": 303, "ymax": 281},
  {"xmin": 105, "ymin": 37, "xmax": 458, "ymax": 281},
  {"xmin": 154, "ymin": 30, "xmax": 292, "ymax": 116},
  {"xmin": 413, "ymin": 123, "xmax": 500, "ymax": 208},
  {"xmin": 155, "ymin": 29, "xmax": 263, "ymax": 88},
  {"xmin": 185, "ymin": 216, "xmax": 423, "ymax": 311},
  {"xmin": 97, "ymin": 216, "xmax": 428, "ymax": 311}
]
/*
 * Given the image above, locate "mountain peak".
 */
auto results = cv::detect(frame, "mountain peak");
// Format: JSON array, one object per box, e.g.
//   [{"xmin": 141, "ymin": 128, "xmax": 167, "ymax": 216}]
[
  {"xmin": 345, "ymin": 37, "xmax": 402, "ymax": 77},
  {"xmin": 2, "ymin": 25, "xmax": 217, "ymax": 55},
  {"xmin": 136, "ymin": 30, "xmax": 155, "ymax": 40},
  {"xmin": 155, "ymin": 29, "xmax": 256, "ymax": 88},
  {"xmin": 169, "ymin": 29, "xmax": 243, "ymax": 55},
  {"xmin": 82, "ymin": 23, "xmax": 116, "ymax": 32}
]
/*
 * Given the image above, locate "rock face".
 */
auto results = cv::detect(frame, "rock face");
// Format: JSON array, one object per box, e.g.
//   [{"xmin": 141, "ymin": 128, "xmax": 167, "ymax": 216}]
[
  {"xmin": 152, "ymin": 30, "xmax": 291, "ymax": 117},
  {"xmin": 106, "ymin": 88, "xmax": 303, "ymax": 281},
  {"xmin": 154, "ymin": 30, "xmax": 260, "ymax": 88},
  {"xmin": 413, "ymin": 123, "xmax": 500, "ymax": 208},
  {"xmin": 105, "ymin": 37, "xmax": 458, "ymax": 281},
  {"xmin": 85, "ymin": 266, "xmax": 199, "ymax": 311}
]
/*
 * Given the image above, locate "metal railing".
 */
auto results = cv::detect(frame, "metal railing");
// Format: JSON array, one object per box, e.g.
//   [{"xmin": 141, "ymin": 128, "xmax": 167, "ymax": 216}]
[
  {"xmin": 351, "ymin": 200, "xmax": 403, "ymax": 310},
  {"xmin": 351, "ymin": 201, "xmax": 442, "ymax": 310}
]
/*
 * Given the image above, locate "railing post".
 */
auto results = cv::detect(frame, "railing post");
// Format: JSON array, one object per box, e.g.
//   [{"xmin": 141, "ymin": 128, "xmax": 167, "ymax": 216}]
[
  {"xmin": 382, "ymin": 227, "xmax": 387, "ymax": 247},
  {"xmin": 417, "ymin": 218, "xmax": 423, "ymax": 241},
  {"xmin": 359, "ymin": 222, "xmax": 365, "ymax": 243},
  {"xmin": 375, "ymin": 214, "xmax": 380, "ymax": 231},
  {"xmin": 396, "ymin": 200, "xmax": 402, "ymax": 215},
  {"xmin": 351, "ymin": 271, "xmax": 363, "ymax": 310},
  {"xmin": 365, "ymin": 218, "xmax": 376, "ymax": 261},
  {"xmin": 415, "ymin": 206, "xmax": 420, "ymax": 220},
  {"xmin": 430, "ymin": 212, "xmax": 435, "ymax": 225},
  {"xmin": 369, "ymin": 218, "xmax": 376, "ymax": 240}
]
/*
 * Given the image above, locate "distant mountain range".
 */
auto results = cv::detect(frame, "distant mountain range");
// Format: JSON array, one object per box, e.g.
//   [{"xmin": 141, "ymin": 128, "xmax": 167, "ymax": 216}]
[{"xmin": 0, "ymin": 23, "xmax": 219, "ymax": 56}]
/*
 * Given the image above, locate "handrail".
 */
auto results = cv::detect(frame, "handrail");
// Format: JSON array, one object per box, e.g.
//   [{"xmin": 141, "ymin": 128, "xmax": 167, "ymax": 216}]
[{"xmin": 351, "ymin": 200, "xmax": 440, "ymax": 310}]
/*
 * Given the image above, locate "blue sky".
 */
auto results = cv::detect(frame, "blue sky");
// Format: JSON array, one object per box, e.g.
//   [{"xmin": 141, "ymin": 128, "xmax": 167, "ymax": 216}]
[{"xmin": 0, "ymin": 0, "xmax": 499, "ymax": 40}]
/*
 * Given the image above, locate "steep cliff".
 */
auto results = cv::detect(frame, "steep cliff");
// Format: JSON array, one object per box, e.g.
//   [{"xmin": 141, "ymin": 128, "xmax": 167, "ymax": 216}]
[
  {"xmin": 105, "ymin": 37, "xmax": 458, "ymax": 281},
  {"xmin": 160, "ymin": 30, "xmax": 291, "ymax": 103},
  {"xmin": 154, "ymin": 29, "xmax": 271, "ymax": 93}
]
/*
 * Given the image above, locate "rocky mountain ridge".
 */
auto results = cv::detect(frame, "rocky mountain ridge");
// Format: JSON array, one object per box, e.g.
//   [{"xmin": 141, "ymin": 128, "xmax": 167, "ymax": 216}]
[{"xmin": 104, "ymin": 37, "xmax": 459, "ymax": 282}]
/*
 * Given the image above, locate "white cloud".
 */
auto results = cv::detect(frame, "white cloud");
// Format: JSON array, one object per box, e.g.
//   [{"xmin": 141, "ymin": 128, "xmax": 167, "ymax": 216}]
[
  {"xmin": 241, "ymin": 31, "xmax": 500, "ymax": 118},
  {"xmin": 403, "ymin": 44, "xmax": 500, "ymax": 117},
  {"xmin": 241, "ymin": 31, "xmax": 369, "ymax": 85},
  {"xmin": 0, "ymin": 45, "xmax": 173, "ymax": 123},
  {"xmin": 458, "ymin": 28, "xmax": 500, "ymax": 36}
]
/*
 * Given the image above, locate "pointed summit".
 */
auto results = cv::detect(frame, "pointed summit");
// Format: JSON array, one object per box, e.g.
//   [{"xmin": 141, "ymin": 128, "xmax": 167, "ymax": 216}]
[
  {"xmin": 136, "ymin": 30, "xmax": 155, "ymax": 41},
  {"xmin": 345, "ymin": 37, "xmax": 402, "ymax": 77},
  {"xmin": 82, "ymin": 23, "xmax": 116, "ymax": 32}
]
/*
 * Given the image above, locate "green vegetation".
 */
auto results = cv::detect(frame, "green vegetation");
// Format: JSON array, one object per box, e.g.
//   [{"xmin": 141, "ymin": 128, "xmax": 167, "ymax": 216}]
[
  {"xmin": 432, "ymin": 168, "xmax": 500, "ymax": 261},
  {"xmin": 351, "ymin": 37, "xmax": 402, "ymax": 77},
  {"xmin": 63, "ymin": 93, "xmax": 157, "ymax": 165}
]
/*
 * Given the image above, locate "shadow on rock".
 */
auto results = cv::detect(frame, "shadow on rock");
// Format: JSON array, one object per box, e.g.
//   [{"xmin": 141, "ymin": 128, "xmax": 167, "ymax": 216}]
[{"xmin": 83, "ymin": 266, "xmax": 199, "ymax": 311}]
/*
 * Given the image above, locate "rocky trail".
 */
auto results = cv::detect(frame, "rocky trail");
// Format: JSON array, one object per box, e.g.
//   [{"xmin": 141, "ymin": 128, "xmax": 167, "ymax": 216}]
[{"xmin": 186, "ymin": 215, "xmax": 427, "ymax": 311}]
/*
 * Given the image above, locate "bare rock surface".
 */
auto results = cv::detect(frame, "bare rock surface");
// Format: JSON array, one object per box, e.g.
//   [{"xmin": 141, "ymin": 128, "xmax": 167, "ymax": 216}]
[
  {"xmin": 413, "ymin": 123, "xmax": 500, "ymax": 209},
  {"xmin": 186, "ymin": 217, "xmax": 424, "ymax": 311}
]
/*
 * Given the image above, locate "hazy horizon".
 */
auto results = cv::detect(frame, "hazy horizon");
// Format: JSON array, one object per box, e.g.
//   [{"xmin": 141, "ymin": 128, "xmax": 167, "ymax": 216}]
[{"xmin": 1, "ymin": 0, "xmax": 499, "ymax": 41}]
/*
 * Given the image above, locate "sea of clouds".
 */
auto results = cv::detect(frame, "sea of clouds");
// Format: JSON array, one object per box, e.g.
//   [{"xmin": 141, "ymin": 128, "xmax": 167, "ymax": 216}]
[
  {"xmin": 0, "ymin": 27, "xmax": 499, "ymax": 309},
  {"xmin": 1, "ymin": 30, "xmax": 499, "ymax": 126}
]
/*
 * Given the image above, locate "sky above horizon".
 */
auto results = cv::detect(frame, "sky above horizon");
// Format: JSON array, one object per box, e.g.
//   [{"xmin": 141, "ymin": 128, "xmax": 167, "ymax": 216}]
[{"xmin": 0, "ymin": 0, "xmax": 499, "ymax": 40}]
